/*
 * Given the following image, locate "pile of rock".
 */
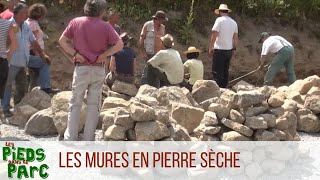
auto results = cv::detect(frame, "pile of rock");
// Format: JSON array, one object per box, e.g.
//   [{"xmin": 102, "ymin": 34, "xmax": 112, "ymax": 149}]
[{"xmin": 5, "ymin": 76, "xmax": 320, "ymax": 141}]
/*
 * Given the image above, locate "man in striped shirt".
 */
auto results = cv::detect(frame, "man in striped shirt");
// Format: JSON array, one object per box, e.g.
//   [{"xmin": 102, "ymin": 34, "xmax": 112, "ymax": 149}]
[{"xmin": 0, "ymin": 15, "xmax": 17, "ymax": 113}]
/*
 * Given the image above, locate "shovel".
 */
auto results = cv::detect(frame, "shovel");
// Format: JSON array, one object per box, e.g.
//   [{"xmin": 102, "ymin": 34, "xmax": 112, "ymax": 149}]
[{"xmin": 228, "ymin": 64, "xmax": 268, "ymax": 84}]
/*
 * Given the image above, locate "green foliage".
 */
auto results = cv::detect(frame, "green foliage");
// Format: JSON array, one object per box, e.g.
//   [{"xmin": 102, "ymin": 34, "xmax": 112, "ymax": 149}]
[{"xmin": 178, "ymin": 0, "xmax": 195, "ymax": 44}]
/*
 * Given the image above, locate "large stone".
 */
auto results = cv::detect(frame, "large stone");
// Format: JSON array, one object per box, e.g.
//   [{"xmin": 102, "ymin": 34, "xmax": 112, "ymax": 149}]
[
  {"xmin": 135, "ymin": 121, "xmax": 171, "ymax": 141},
  {"xmin": 204, "ymin": 126, "xmax": 221, "ymax": 135},
  {"xmin": 201, "ymin": 111, "xmax": 218, "ymax": 126},
  {"xmin": 219, "ymin": 89, "xmax": 237, "ymax": 109},
  {"xmin": 171, "ymin": 103, "xmax": 204, "ymax": 133},
  {"xmin": 304, "ymin": 94, "xmax": 320, "ymax": 114},
  {"xmin": 159, "ymin": 86, "xmax": 194, "ymax": 106},
  {"xmin": 282, "ymin": 99, "xmax": 298, "ymax": 113},
  {"xmin": 208, "ymin": 103, "xmax": 230, "ymax": 120},
  {"xmin": 155, "ymin": 108, "xmax": 170, "ymax": 126},
  {"xmin": 233, "ymin": 90, "xmax": 265, "ymax": 108},
  {"xmin": 51, "ymin": 91, "xmax": 87, "ymax": 136},
  {"xmin": 243, "ymin": 102, "xmax": 268, "ymax": 117},
  {"xmin": 8, "ymin": 105, "xmax": 39, "ymax": 127},
  {"xmin": 254, "ymin": 130, "xmax": 280, "ymax": 141},
  {"xmin": 221, "ymin": 131, "xmax": 251, "ymax": 141},
  {"xmin": 102, "ymin": 97, "xmax": 130, "ymax": 110},
  {"xmin": 129, "ymin": 102, "xmax": 155, "ymax": 122},
  {"xmin": 200, "ymin": 97, "xmax": 219, "ymax": 111},
  {"xmin": 307, "ymin": 87, "xmax": 320, "ymax": 96},
  {"xmin": 268, "ymin": 107, "xmax": 285, "ymax": 117},
  {"xmin": 270, "ymin": 129, "xmax": 288, "ymax": 141},
  {"xmin": 105, "ymin": 125, "xmax": 126, "ymax": 140},
  {"xmin": 182, "ymin": 87, "xmax": 199, "ymax": 107},
  {"xmin": 297, "ymin": 109, "xmax": 320, "ymax": 133},
  {"xmin": 136, "ymin": 84, "xmax": 158, "ymax": 98},
  {"xmin": 245, "ymin": 116, "xmax": 268, "ymax": 130},
  {"xmin": 111, "ymin": 80, "xmax": 138, "ymax": 96},
  {"xmin": 107, "ymin": 91, "xmax": 131, "ymax": 101},
  {"xmin": 101, "ymin": 109, "xmax": 118, "ymax": 136},
  {"xmin": 232, "ymin": 80, "xmax": 255, "ymax": 92},
  {"xmin": 229, "ymin": 109, "xmax": 245, "ymax": 124},
  {"xmin": 286, "ymin": 91, "xmax": 304, "ymax": 104},
  {"xmin": 275, "ymin": 112, "xmax": 297, "ymax": 131},
  {"xmin": 132, "ymin": 95, "xmax": 159, "ymax": 107},
  {"xmin": 114, "ymin": 108, "xmax": 134, "ymax": 130},
  {"xmin": 221, "ymin": 118, "xmax": 253, "ymax": 137},
  {"xmin": 288, "ymin": 75, "xmax": 320, "ymax": 95},
  {"xmin": 25, "ymin": 108, "xmax": 58, "ymax": 135},
  {"xmin": 192, "ymin": 80, "xmax": 221, "ymax": 103},
  {"xmin": 268, "ymin": 91, "xmax": 286, "ymax": 108},
  {"xmin": 17, "ymin": 87, "xmax": 51, "ymax": 110},
  {"xmin": 259, "ymin": 114, "xmax": 276, "ymax": 128},
  {"xmin": 169, "ymin": 124, "xmax": 191, "ymax": 141},
  {"xmin": 257, "ymin": 86, "xmax": 276, "ymax": 99}
]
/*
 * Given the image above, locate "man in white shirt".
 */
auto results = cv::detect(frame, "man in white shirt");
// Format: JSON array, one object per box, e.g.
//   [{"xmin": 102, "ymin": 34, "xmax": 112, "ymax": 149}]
[
  {"xmin": 258, "ymin": 32, "xmax": 296, "ymax": 85},
  {"xmin": 146, "ymin": 34, "xmax": 184, "ymax": 88},
  {"xmin": 208, "ymin": 4, "xmax": 238, "ymax": 88}
]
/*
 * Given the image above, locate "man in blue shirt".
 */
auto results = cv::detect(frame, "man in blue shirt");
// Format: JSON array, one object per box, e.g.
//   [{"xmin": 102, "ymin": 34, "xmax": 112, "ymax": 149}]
[
  {"xmin": 106, "ymin": 32, "xmax": 136, "ymax": 87},
  {"xmin": 3, "ymin": 3, "xmax": 58, "ymax": 117}
]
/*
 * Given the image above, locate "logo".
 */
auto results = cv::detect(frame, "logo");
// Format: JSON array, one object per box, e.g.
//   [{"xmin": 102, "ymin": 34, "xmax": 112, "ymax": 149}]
[{"xmin": 2, "ymin": 142, "xmax": 49, "ymax": 179}]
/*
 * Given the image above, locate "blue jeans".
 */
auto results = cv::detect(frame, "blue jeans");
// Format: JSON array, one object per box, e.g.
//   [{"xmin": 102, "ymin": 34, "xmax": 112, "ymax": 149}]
[{"xmin": 3, "ymin": 56, "xmax": 51, "ymax": 111}]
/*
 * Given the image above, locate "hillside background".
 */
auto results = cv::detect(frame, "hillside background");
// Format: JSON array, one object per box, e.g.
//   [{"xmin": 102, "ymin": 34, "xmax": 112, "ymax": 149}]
[{"xmin": 19, "ymin": 0, "xmax": 320, "ymax": 90}]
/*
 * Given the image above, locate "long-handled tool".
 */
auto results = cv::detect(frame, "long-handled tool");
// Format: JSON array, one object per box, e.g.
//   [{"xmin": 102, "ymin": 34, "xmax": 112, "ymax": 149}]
[
  {"xmin": 56, "ymin": 45, "xmax": 74, "ymax": 63},
  {"xmin": 228, "ymin": 64, "xmax": 268, "ymax": 84}
]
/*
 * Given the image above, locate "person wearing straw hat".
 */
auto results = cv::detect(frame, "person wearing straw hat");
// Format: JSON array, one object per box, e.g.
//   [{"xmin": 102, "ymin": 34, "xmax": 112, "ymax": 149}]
[
  {"xmin": 145, "ymin": 34, "xmax": 184, "ymax": 88},
  {"xmin": 139, "ymin": 10, "xmax": 167, "ymax": 85},
  {"xmin": 258, "ymin": 32, "xmax": 296, "ymax": 85},
  {"xmin": 208, "ymin": 4, "xmax": 238, "ymax": 88},
  {"xmin": 106, "ymin": 32, "xmax": 136, "ymax": 87},
  {"xmin": 180, "ymin": 46, "xmax": 204, "ymax": 92}
]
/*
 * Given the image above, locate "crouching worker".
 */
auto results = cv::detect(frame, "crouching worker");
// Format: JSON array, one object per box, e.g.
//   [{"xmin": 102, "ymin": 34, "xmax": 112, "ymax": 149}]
[
  {"xmin": 180, "ymin": 46, "xmax": 204, "ymax": 92},
  {"xmin": 144, "ymin": 34, "xmax": 184, "ymax": 88},
  {"xmin": 58, "ymin": 0, "xmax": 123, "ymax": 141},
  {"xmin": 106, "ymin": 32, "xmax": 136, "ymax": 87}
]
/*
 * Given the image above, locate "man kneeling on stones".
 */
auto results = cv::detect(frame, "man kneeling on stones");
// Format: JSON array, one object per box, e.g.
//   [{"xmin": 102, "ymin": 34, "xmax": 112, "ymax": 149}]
[
  {"xmin": 105, "ymin": 32, "xmax": 136, "ymax": 87},
  {"xmin": 144, "ymin": 34, "xmax": 184, "ymax": 88}
]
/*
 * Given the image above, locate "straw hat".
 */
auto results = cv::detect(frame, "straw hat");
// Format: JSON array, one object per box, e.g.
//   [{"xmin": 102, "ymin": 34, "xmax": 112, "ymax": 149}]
[
  {"xmin": 120, "ymin": 32, "xmax": 132, "ymax": 44},
  {"xmin": 183, "ymin": 46, "xmax": 202, "ymax": 54},
  {"xmin": 160, "ymin": 34, "xmax": 174, "ymax": 48},
  {"xmin": 152, "ymin": 11, "xmax": 168, "ymax": 21},
  {"xmin": 214, "ymin": 4, "xmax": 232, "ymax": 15}
]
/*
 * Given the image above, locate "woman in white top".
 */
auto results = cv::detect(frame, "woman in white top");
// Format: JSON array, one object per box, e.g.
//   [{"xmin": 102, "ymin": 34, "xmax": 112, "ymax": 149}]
[{"xmin": 181, "ymin": 47, "xmax": 204, "ymax": 92}]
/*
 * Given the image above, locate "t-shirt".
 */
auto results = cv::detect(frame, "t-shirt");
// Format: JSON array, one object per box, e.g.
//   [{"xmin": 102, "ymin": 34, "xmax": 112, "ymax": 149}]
[
  {"xmin": 148, "ymin": 48, "xmax": 184, "ymax": 84},
  {"xmin": 115, "ymin": 47, "xmax": 135, "ymax": 75},
  {"xmin": 0, "ymin": 19, "xmax": 11, "ymax": 58},
  {"xmin": 62, "ymin": 16, "xmax": 120, "ymax": 64},
  {"xmin": 261, "ymin": 35, "xmax": 293, "ymax": 56},
  {"xmin": 212, "ymin": 16, "xmax": 238, "ymax": 50},
  {"xmin": 26, "ymin": 18, "xmax": 45, "ymax": 50},
  {"xmin": 184, "ymin": 59, "xmax": 204, "ymax": 85},
  {"xmin": 0, "ymin": 9, "xmax": 13, "ymax": 20}
]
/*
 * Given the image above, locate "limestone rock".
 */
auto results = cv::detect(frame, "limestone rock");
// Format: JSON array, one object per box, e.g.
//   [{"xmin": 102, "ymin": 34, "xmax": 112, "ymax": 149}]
[
  {"xmin": 169, "ymin": 124, "xmax": 191, "ymax": 141},
  {"xmin": 259, "ymin": 114, "xmax": 276, "ymax": 128},
  {"xmin": 135, "ymin": 121, "xmax": 171, "ymax": 141},
  {"xmin": 268, "ymin": 107, "xmax": 285, "ymax": 117},
  {"xmin": 114, "ymin": 108, "xmax": 134, "ymax": 130},
  {"xmin": 159, "ymin": 86, "xmax": 194, "ymax": 106},
  {"xmin": 243, "ymin": 102, "xmax": 268, "ymax": 117},
  {"xmin": 219, "ymin": 89, "xmax": 237, "ymax": 109},
  {"xmin": 155, "ymin": 108, "xmax": 170, "ymax": 126},
  {"xmin": 221, "ymin": 131, "xmax": 251, "ymax": 141},
  {"xmin": 286, "ymin": 91, "xmax": 304, "ymax": 104},
  {"xmin": 208, "ymin": 103, "xmax": 230, "ymax": 120},
  {"xmin": 245, "ymin": 116, "xmax": 268, "ymax": 130},
  {"xmin": 204, "ymin": 126, "xmax": 221, "ymax": 135},
  {"xmin": 25, "ymin": 108, "xmax": 57, "ymax": 136},
  {"xmin": 200, "ymin": 97, "xmax": 219, "ymax": 111},
  {"xmin": 105, "ymin": 125, "xmax": 126, "ymax": 140},
  {"xmin": 221, "ymin": 118, "xmax": 253, "ymax": 137},
  {"xmin": 233, "ymin": 90, "xmax": 265, "ymax": 108},
  {"xmin": 129, "ymin": 102, "xmax": 155, "ymax": 122},
  {"xmin": 254, "ymin": 130, "xmax": 280, "ymax": 141},
  {"xmin": 107, "ymin": 91, "xmax": 131, "ymax": 101},
  {"xmin": 17, "ymin": 87, "xmax": 51, "ymax": 110},
  {"xmin": 136, "ymin": 84, "xmax": 158, "ymax": 98},
  {"xmin": 270, "ymin": 129, "xmax": 288, "ymax": 141},
  {"xmin": 307, "ymin": 87, "xmax": 320, "ymax": 96},
  {"xmin": 289, "ymin": 75, "xmax": 320, "ymax": 95},
  {"xmin": 232, "ymin": 80, "xmax": 255, "ymax": 92},
  {"xmin": 101, "ymin": 108, "xmax": 117, "ymax": 134},
  {"xmin": 133, "ymin": 95, "xmax": 159, "ymax": 107},
  {"xmin": 156, "ymin": 90, "xmax": 170, "ymax": 106},
  {"xmin": 182, "ymin": 87, "xmax": 199, "ymax": 107},
  {"xmin": 229, "ymin": 109, "xmax": 245, "ymax": 124},
  {"xmin": 171, "ymin": 103, "xmax": 204, "ymax": 133},
  {"xmin": 282, "ymin": 99, "xmax": 298, "ymax": 113},
  {"xmin": 268, "ymin": 91, "xmax": 286, "ymax": 108},
  {"xmin": 275, "ymin": 112, "xmax": 297, "ymax": 131},
  {"xmin": 304, "ymin": 94, "xmax": 320, "ymax": 114},
  {"xmin": 111, "ymin": 80, "xmax": 138, "ymax": 96},
  {"xmin": 297, "ymin": 109, "xmax": 320, "ymax": 133},
  {"xmin": 201, "ymin": 111, "xmax": 218, "ymax": 126},
  {"xmin": 8, "ymin": 105, "xmax": 39, "ymax": 127},
  {"xmin": 192, "ymin": 80, "xmax": 221, "ymax": 103},
  {"xmin": 102, "ymin": 97, "xmax": 130, "ymax": 110}
]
